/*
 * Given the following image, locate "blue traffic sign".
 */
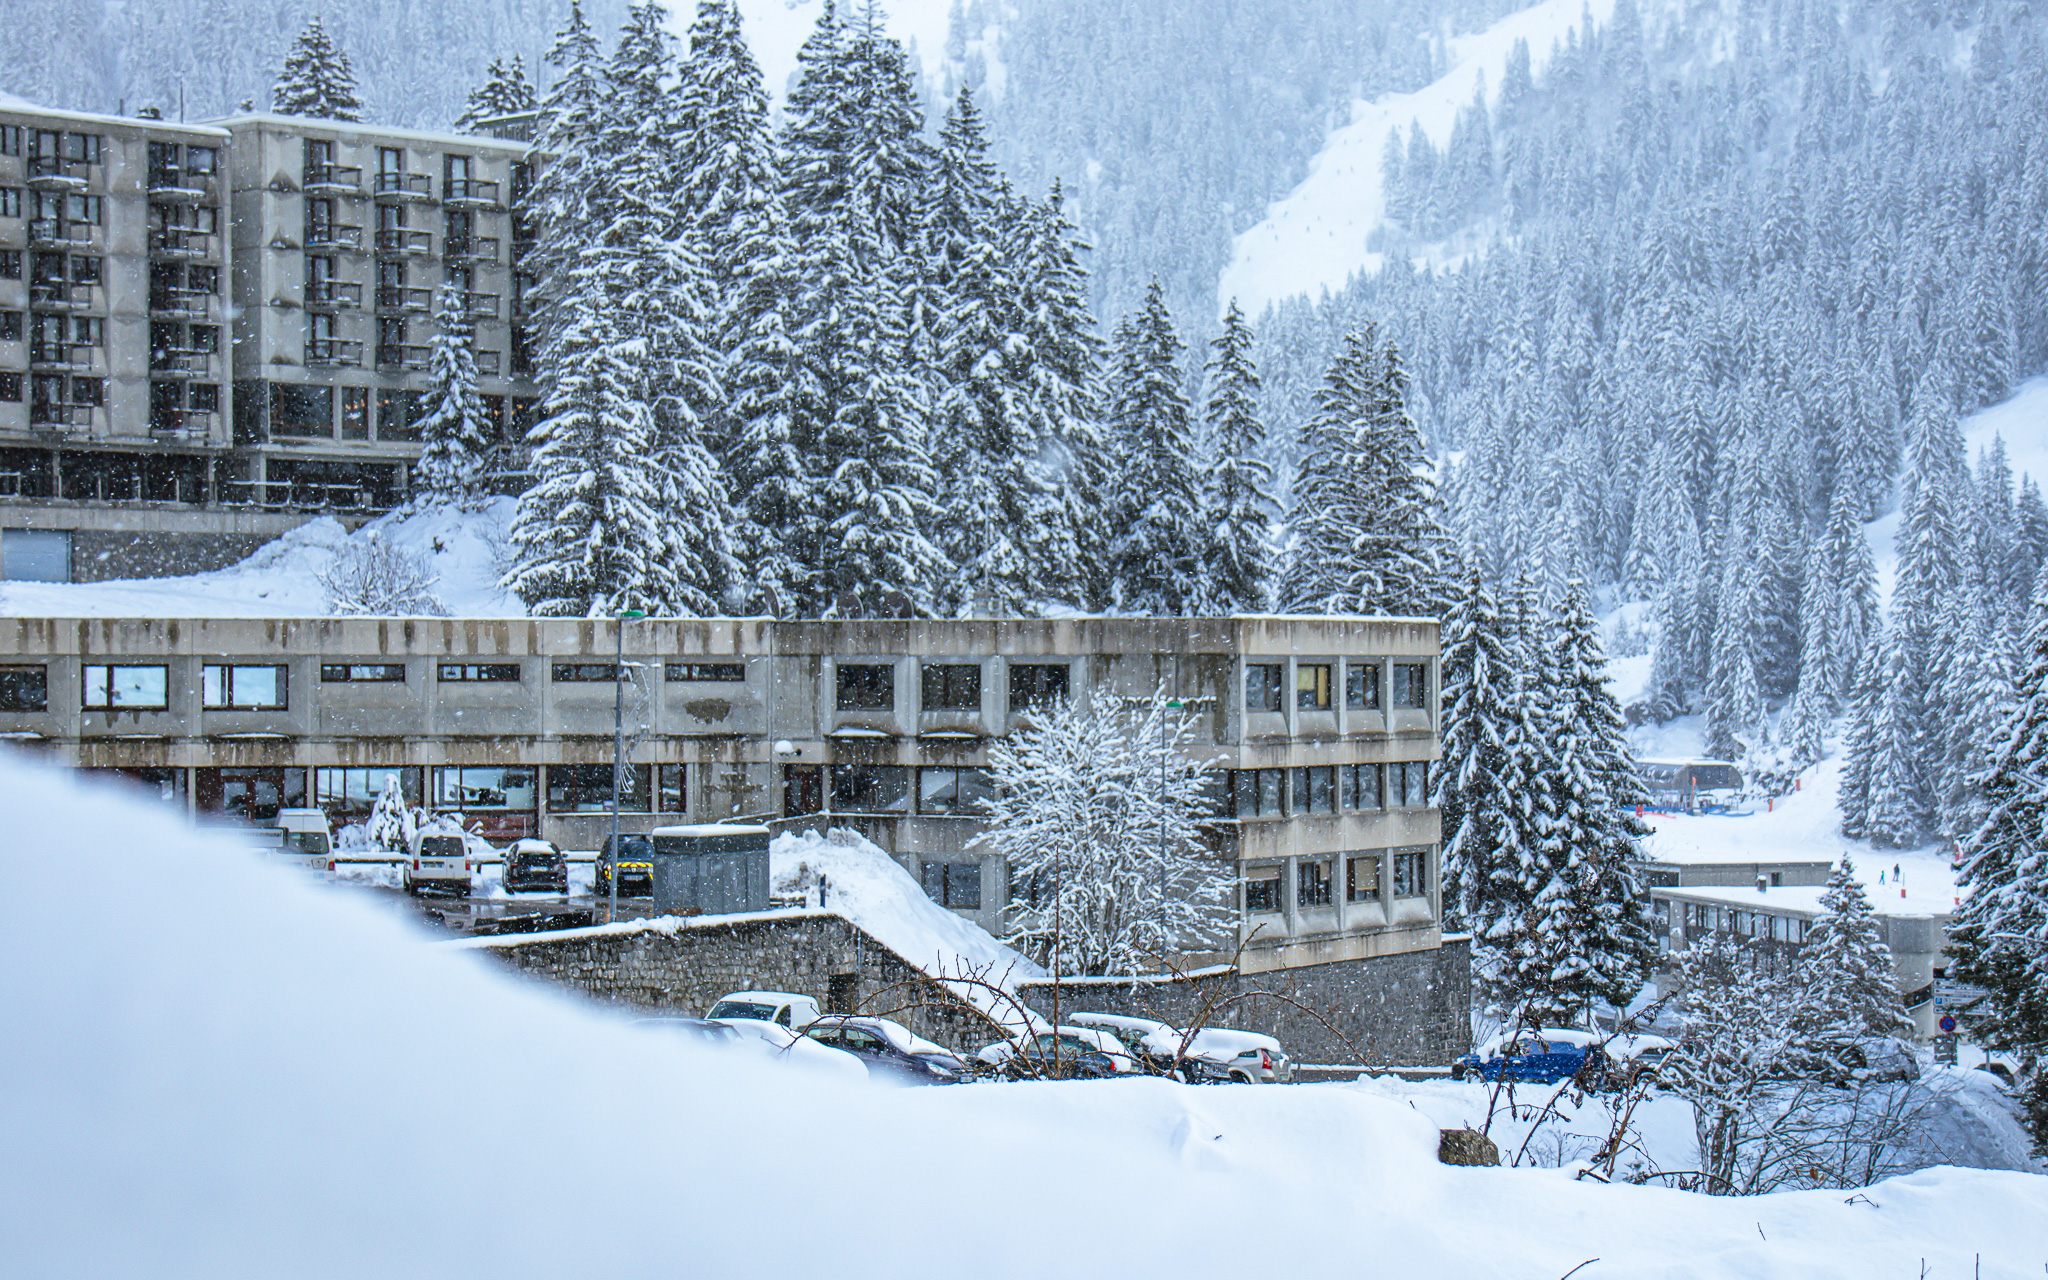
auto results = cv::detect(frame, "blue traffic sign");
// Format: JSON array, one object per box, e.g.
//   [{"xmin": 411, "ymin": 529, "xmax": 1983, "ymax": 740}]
[{"xmin": 1938, "ymin": 1014, "xmax": 1958, "ymax": 1034}]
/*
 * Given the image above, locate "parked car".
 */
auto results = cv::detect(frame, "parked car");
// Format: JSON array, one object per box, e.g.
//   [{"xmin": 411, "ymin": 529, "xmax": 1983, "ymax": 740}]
[
  {"xmin": 717, "ymin": 1017, "xmax": 869, "ymax": 1081},
  {"xmin": 1451, "ymin": 1028, "xmax": 1675, "ymax": 1088},
  {"xmin": 1602, "ymin": 1033, "xmax": 1680, "ymax": 1088},
  {"xmin": 503, "ymin": 838, "xmax": 570, "ymax": 895},
  {"xmin": 631, "ymin": 1016, "xmax": 741, "ymax": 1046},
  {"xmin": 706, "ymin": 991, "xmax": 822, "ymax": 1032},
  {"xmin": 1782, "ymin": 1035, "xmax": 1923, "ymax": 1087},
  {"xmin": 1067, "ymin": 1012, "xmax": 1293, "ymax": 1083},
  {"xmin": 403, "ymin": 830, "xmax": 471, "ymax": 897},
  {"xmin": 802, "ymin": 1015, "xmax": 968, "ymax": 1085},
  {"xmin": 595, "ymin": 833, "xmax": 654, "ymax": 898},
  {"xmin": 976, "ymin": 1028, "xmax": 1136, "ymax": 1080}
]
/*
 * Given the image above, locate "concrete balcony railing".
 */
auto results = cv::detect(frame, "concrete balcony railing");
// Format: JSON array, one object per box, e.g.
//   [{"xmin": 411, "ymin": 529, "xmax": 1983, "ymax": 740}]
[
  {"xmin": 443, "ymin": 178, "xmax": 501, "ymax": 208},
  {"xmin": 444, "ymin": 235, "xmax": 499, "ymax": 265},
  {"xmin": 304, "ymin": 279, "xmax": 364, "ymax": 311},
  {"xmin": 373, "ymin": 171, "xmax": 434, "ymax": 201},
  {"xmin": 306, "ymin": 337, "xmax": 364, "ymax": 368},
  {"xmin": 25, "ymin": 155, "xmax": 89, "ymax": 191},
  {"xmin": 29, "ymin": 343, "xmax": 100, "ymax": 373},
  {"xmin": 375, "ymin": 285, "xmax": 433, "ymax": 314},
  {"xmin": 28, "ymin": 219, "xmax": 96, "ymax": 249},
  {"xmin": 374, "ymin": 228, "xmax": 435, "ymax": 257},
  {"xmin": 30, "ymin": 282, "xmax": 94, "ymax": 311},
  {"xmin": 149, "ymin": 407, "xmax": 219, "ymax": 439},
  {"xmin": 376, "ymin": 342, "xmax": 431, "ymax": 371},
  {"xmin": 304, "ymin": 164, "xmax": 364, "ymax": 195},
  {"xmin": 476, "ymin": 350, "xmax": 502, "ymax": 377},
  {"xmin": 305, "ymin": 223, "xmax": 364, "ymax": 252},
  {"xmin": 149, "ymin": 287, "xmax": 213, "ymax": 320},
  {"xmin": 29, "ymin": 402, "xmax": 93, "ymax": 429},
  {"xmin": 148, "ymin": 228, "xmax": 214, "ymax": 260},
  {"xmin": 463, "ymin": 291, "xmax": 500, "ymax": 321},
  {"xmin": 146, "ymin": 170, "xmax": 216, "ymax": 202},
  {"xmin": 149, "ymin": 349, "xmax": 214, "ymax": 378}
]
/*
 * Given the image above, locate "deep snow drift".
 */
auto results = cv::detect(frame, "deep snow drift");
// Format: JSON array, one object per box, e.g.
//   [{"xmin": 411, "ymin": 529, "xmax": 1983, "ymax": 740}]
[{"xmin": 4, "ymin": 754, "xmax": 2045, "ymax": 1278}]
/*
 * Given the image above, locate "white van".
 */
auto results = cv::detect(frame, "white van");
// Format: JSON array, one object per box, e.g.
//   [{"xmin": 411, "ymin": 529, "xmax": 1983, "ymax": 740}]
[
  {"xmin": 706, "ymin": 991, "xmax": 823, "ymax": 1032},
  {"xmin": 404, "ymin": 830, "xmax": 472, "ymax": 896},
  {"xmin": 274, "ymin": 808, "xmax": 334, "ymax": 872}
]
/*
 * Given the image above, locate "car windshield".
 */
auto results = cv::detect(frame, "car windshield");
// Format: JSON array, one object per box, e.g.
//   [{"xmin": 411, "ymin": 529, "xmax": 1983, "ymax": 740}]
[
  {"xmin": 708, "ymin": 1000, "xmax": 778, "ymax": 1021},
  {"xmin": 419, "ymin": 836, "xmax": 463, "ymax": 856},
  {"xmin": 612, "ymin": 838, "xmax": 651, "ymax": 860}
]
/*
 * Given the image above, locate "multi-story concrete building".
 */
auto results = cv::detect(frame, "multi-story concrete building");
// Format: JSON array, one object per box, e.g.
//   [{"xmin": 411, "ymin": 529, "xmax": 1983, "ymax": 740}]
[
  {"xmin": 216, "ymin": 114, "xmax": 541, "ymax": 509},
  {"xmin": 0, "ymin": 614, "xmax": 1444, "ymax": 980},
  {"xmin": 0, "ymin": 103, "xmax": 541, "ymax": 583},
  {"xmin": 0, "ymin": 104, "xmax": 236, "ymax": 580}
]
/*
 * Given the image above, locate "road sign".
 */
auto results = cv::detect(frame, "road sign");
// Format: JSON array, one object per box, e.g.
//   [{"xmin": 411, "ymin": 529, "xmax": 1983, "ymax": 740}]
[
  {"xmin": 1933, "ymin": 1034, "xmax": 1958, "ymax": 1066},
  {"xmin": 1938, "ymin": 1013, "xmax": 1958, "ymax": 1034}
]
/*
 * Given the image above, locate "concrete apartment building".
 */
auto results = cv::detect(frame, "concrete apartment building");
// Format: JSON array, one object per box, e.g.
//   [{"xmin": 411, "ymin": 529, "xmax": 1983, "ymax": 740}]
[
  {"xmin": 0, "ymin": 103, "xmax": 541, "ymax": 584},
  {"xmin": 0, "ymin": 615, "xmax": 1446, "ymax": 983}
]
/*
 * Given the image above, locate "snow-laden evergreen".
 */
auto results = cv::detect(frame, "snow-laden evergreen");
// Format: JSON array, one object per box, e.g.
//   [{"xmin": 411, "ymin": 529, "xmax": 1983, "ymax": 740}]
[
  {"xmin": 1194, "ymin": 300, "xmax": 1275, "ymax": 615},
  {"xmin": 271, "ymin": 16, "xmax": 364, "ymax": 121},
  {"xmin": 1105, "ymin": 283, "xmax": 1204, "ymax": 615},
  {"xmin": 412, "ymin": 285, "xmax": 492, "ymax": 509},
  {"xmin": 364, "ymin": 774, "xmax": 419, "ymax": 854},
  {"xmin": 1794, "ymin": 858, "xmax": 1912, "ymax": 1043},
  {"xmin": 976, "ymin": 690, "xmax": 1233, "ymax": 977},
  {"xmin": 1435, "ymin": 570, "xmax": 1532, "ymax": 941},
  {"xmin": 454, "ymin": 55, "xmax": 535, "ymax": 133}
]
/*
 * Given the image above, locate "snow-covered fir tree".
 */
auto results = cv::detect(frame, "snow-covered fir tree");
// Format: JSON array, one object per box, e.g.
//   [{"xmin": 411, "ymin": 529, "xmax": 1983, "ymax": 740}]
[
  {"xmin": 976, "ymin": 690, "xmax": 1233, "ymax": 976},
  {"xmin": 454, "ymin": 55, "xmax": 536, "ymax": 133},
  {"xmin": 1794, "ymin": 858, "xmax": 1912, "ymax": 1043},
  {"xmin": 1435, "ymin": 570, "xmax": 1533, "ymax": 941},
  {"xmin": 271, "ymin": 16, "xmax": 364, "ymax": 121},
  {"xmin": 1194, "ymin": 300, "xmax": 1275, "ymax": 614},
  {"xmin": 1949, "ymin": 582, "xmax": 2048, "ymax": 1152},
  {"xmin": 524, "ymin": 2, "xmax": 610, "ymax": 343},
  {"xmin": 365, "ymin": 774, "xmax": 419, "ymax": 854},
  {"xmin": 1105, "ymin": 282, "xmax": 1204, "ymax": 615},
  {"xmin": 412, "ymin": 285, "xmax": 492, "ymax": 508}
]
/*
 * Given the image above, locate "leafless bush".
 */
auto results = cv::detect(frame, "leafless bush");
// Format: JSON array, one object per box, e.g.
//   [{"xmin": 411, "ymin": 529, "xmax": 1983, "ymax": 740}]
[{"xmin": 318, "ymin": 530, "xmax": 447, "ymax": 616}]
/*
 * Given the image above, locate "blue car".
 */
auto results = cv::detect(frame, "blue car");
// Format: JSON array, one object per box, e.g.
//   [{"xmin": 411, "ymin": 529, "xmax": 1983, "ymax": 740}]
[{"xmin": 1452, "ymin": 1029, "xmax": 1606, "ymax": 1085}]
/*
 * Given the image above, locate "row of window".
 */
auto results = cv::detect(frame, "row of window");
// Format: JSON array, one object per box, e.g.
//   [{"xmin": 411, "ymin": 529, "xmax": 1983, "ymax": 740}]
[
  {"xmin": 0, "ymin": 126, "xmax": 104, "ymax": 164},
  {"xmin": 0, "ymin": 661, "xmax": 754, "ymax": 711},
  {"xmin": 0, "ymin": 190, "xmax": 105, "ymax": 224},
  {"xmin": 1242, "ymin": 849, "xmax": 1431, "ymax": 913},
  {"xmin": 1222, "ymin": 762, "xmax": 1431, "ymax": 818},
  {"xmin": 1670, "ymin": 899, "xmax": 1810, "ymax": 945},
  {"xmin": 789, "ymin": 764, "xmax": 997, "ymax": 817},
  {"xmin": 1244, "ymin": 661, "xmax": 1430, "ymax": 713},
  {"xmin": 93, "ymin": 763, "xmax": 693, "ymax": 823}
]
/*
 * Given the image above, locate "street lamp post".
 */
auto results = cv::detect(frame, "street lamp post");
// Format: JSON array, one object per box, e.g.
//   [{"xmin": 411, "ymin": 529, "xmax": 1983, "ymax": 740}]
[{"xmin": 607, "ymin": 608, "xmax": 647, "ymax": 924}]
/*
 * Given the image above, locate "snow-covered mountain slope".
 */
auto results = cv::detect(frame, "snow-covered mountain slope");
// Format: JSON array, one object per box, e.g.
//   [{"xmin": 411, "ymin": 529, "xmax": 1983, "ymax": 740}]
[
  {"xmin": 1218, "ymin": 0, "xmax": 1620, "ymax": 313},
  {"xmin": 9, "ymin": 754, "xmax": 2047, "ymax": 1278}
]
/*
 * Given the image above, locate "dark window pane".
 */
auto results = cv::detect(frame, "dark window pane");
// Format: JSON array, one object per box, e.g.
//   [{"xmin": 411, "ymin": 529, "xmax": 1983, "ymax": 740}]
[
  {"xmin": 439, "ymin": 663, "xmax": 520, "ymax": 682},
  {"xmin": 835, "ymin": 664, "xmax": 893, "ymax": 711},
  {"xmin": 270, "ymin": 382, "xmax": 333, "ymax": 437},
  {"xmin": 1346, "ymin": 663, "xmax": 1380, "ymax": 710},
  {"xmin": 1008, "ymin": 663, "xmax": 1069, "ymax": 712},
  {"xmin": 665, "ymin": 662, "xmax": 745, "ymax": 682},
  {"xmin": 1245, "ymin": 663, "xmax": 1282, "ymax": 712},
  {"xmin": 1258, "ymin": 768, "xmax": 1283, "ymax": 816},
  {"xmin": 657, "ymin": 763, "xmax": 688, "ymax": 812},
  {"xmin": 1393, "ymin": 663, "xmax": 1430, "ymax": 709},
  {"xmin": 920, "ymin": 663, "xmax": 981, "ymax": 712},
  {"xmin": 1296, "ymin": 663, "xmax": 1332, "ymax": 710},
  {"xmin": 321, "ymin": 663, "xmax": 404, "ymax": 682},
  {"xmin": 831, "ymin": 765, "xmax": 909, "ymax": 812},
  {"xmin": 551, "ymin": 663, "xmax": 622, "ymax": 682},
  {"xmin": 1245, "ymin": 873, "xmax": 1280, "ymax": 914},
  {"xmin": 547, "ymin": 762, "xmax": 650, "ymax": 812},
  {"xmin": 0, "ymin": 664, "xmax": 48, "ymax": 711},
  {"xmin": 1298, "ymin": 860, "xmax": 1332, "ymax": 907}
]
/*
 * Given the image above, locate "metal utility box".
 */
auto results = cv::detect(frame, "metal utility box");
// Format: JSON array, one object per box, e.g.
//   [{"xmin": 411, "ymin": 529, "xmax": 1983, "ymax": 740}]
[{"xmin": 650, "ymin": 824, "xmax": 772, "ymax": 916}]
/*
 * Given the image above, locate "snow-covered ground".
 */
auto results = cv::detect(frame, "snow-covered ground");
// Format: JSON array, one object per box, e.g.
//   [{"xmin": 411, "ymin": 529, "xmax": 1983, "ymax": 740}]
[{"xmin": 7, "ymin": 753, "xmax": 2045, "ymax": 1279}]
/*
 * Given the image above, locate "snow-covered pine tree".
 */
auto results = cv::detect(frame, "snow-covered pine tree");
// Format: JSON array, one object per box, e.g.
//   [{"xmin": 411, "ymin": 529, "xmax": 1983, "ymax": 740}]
[
  {"xmin": 1277, "ymin": 329, "xmax": 1455, "ymax": 616},
  {"xmin": 272, "ymin": 16, "xmax": 364, "ymax": 121},
  {"xmin": 365, "ymin": 773, "xmax": 419, "ymax": 854},
  {"xmin": 412, "ymin": 285, "xmax": 492, "ymax": 508},
  {"xmin": 1434, "ymin": 569, "xmax": 1526, "ymax": 939},
  {"xmin": 1105, "ymin": 281, "xmax": 1203, "ymax": 615},
  {"xmin": 1936, "ymin": 591, "xmax": 2018, "ymax": 839},
  {"xmin": 1949, "ymin": 581, "xmax": 2048, "ymax": 1151},
  {"xmin": 525, "ymin": 3, "xmax": 610, "ymax": 343},
  {"xmin": 1794, "ymin": 857, "xmax": 1913, "ymax": 1042},
  {"xmin": 503, "ymin": 288, "xmax": 676, "ymax": 617},
  {"xmin": 1195, "ymin": 300, "xmax": 1275, "ymax": 615},
  {"xmin": 454, "ymin": 55, "xmax": 536, "ymax": 133},
  {"xmin": 1857, "ymin": 624, "xmax": 1937, "ymax": 847},
  {"xmin": 975, "ymin": 689, "xmax": 1233, "ymax": 976}
]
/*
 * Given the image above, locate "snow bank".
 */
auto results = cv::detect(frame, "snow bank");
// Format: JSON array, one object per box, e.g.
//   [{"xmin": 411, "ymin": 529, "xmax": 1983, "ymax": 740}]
[
  {"xmin": 4, "ymin": 753, "xmax": 2046, "ymax": 1278},
  {"xmin": 0, "ymin": 498, "xmax": 520, "ymax": 618}
]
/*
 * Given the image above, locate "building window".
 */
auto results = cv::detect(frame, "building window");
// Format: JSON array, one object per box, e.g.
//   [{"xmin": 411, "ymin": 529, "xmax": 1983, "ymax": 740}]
[
  {"xmin": 432, "ymin": 766, "xmax": 537, "ymax": 810},
  {"xmin": 1342, "ymin": 762, "xmax": 1383, "ymax": 809},
  {"xmin": 0, "ymin": 125, "xmax": 18, "ymax": 156},
  {"xmin": 0, "ymin": 664, "xmax": 48, "ymax": 711},
  {"xmin": 1292, "ymin": 765, "xmax": 1336, "ymax": 814},
  {"xmin": 63, "ymin": 133, "xmax": 102, "ymax": 164},
  {"xmin": 195, "ymin": 766, "xmax": 305, "ymax": 822},
  {"xmin": 1231, "ymin": 768, "xmax": 1286, "ymax": 818},
  {"xmin": 0, "ymin": 189, "xmax": 18, "ymax": 218},
  {"xmin": 921, "ymin": 860, "xmax": 982, "ymax": 910},
  {"xmin": 832, "ymin": 765, "xmax": 910, "ymax": 813},
  {"xmin": 68, "ymin": 377, "xmax": 102, "ymax": 406},
  {"xmin": 546, "ymin": 762, "xmax": 650, "ymax": 813},
  {"xmin": 312, "ymin": 767, "xmax": 423, "ymax": 824},
  {"xmin": 1393, "ymin": 662, "xmax": 1430, "ymax": 709},
  {"xmin": 1347, "ymin": 662, "xmax": 1381, "ymax": 711},
  {"xmin": 918, "ymin": 766, "xmax": 994, "ymax": 815},
  {"xmin": 0, "ymin": 250, "xmax": 19, "ymax": 279},
  {"xmin": 1296, "ymin": 662, "xmax": 1332, "ymax": 710},
  {"xmin": 82, "ymin": 664, "xmax": 169, "ymax": 709},
  {"xmin": 835, "ymin": 664, "xmax": 894, "ymax": 711},
  {"xmin": 70, "ymin": 256, "xmax": 100, "ymax": 284},
  {"xmin": 1008, "ymin": 662, "xmax": 1069, "ymax": 712},
  {"xmin": 0, "ymin": 310, "xmax": 19, "ymax": 341},
  {"xmin": 1347, "ymin": 854, "xmax": 1382, "ymax": 903},
  {"xmin": 657, "ymin": 763, "xmax": 688, "ymax": 813},
  {"xmin": 321, "ymin": 663, "xmax": 405, "ymax": 682},
  {"xmin": 341, "ymin": 387, "xmax": 369, "ymax": 440},
  {"xmin": 920, "ymin": 663, "xmax": 981, "ymax": 712},
  {"xmin": 65, "ymin": 193, "xmax": 102, "ymax": 225},
  {"xmin": 186, "ymin": 146, "xmax": 216, "ymax": 175},
  {"xmin": 201, "ymin": 664, "xmax": 287, "ymax": 710},
  {"xmin": 1244, "ymin": 868, "xmax": 1282, "ymax": 914},
  {"xmin": 1298, "ymin": 860, "xmax": 1333, "ymax": 908},
  {"xmin": 438, "ymin": 663, "xmax": 520, "ymax": 682},
  {"xmin": 1244, "ymin": 662, "xmax": 1283, "ymax": 712},
  {"xmin": 665, "ymin": 662, "xmax": 745, "ymax": 682},
  {"xmin": 551, "ymin": 662, "xmax": 623, "ymax": 682},
  {"xmin": 270, "ymin": 383, "xmax": 333, "ymax": 438},
  {"xmin": 1392, "ymin": 848, "xmax": 1429, "ymax": 899},
  {"xmin": 376, "ymin": 388, "xmax": 420, "ymax": 441},
  {"xmin": 0, "ymin": 373, "xmax": 20, "ymax": 402},
  {"xmin": 1390, "ymin": 760, "xmax": 1429, "ymax": 807}
]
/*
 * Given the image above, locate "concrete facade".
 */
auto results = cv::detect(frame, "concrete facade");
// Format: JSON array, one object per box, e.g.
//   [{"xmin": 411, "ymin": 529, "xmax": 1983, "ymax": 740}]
[{"xmin": 0, "ymin": 614, "xmax": 1444, "ymax": 979}]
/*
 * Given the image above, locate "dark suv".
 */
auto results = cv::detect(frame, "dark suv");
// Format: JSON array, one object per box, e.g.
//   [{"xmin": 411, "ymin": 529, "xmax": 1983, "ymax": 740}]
[
  {"xmin": 595, "ymin": 833, "xmax": 653, "ymax": 897},
  {"xmin": 802, "ymin": 1016, "xmax": 967, "ymax": 1085},
  {"xmin": 503, "ymin": 838, "xmax": 570, "ymax": 895}
]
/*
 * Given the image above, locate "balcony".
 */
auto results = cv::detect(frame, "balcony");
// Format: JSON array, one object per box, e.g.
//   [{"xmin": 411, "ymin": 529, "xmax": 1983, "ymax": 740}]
[
  {"xmin": 220, "ymin": 478, "xmax": 393, "ymax": 513},
  {"xmin": 146, "ymin": 170, "xmax": 214, "ymax": 203},
  {"xmin": 443, "ymin": 178, "xmax": 501, "ymax": 208},
  {"xmin": 29, "ymin": 402, "xmax": 92, "ymax": 429},
  {"xmin": 28, "ymin": 219, "xmax": 95, "ymax": 249},
  {"xmin": 444, "ymin": 235, "xmax": 499, "ymax": 265},
  {"xmin": 373, "ymin": 171, "xmax": 434, "ymax": 201},
  {"xmin": 25, "ymin": 155, "xmax": 88, "ymax": 191},
  {"xmin": 29, "ymin": 282, "xmax": 93, "ymax": 311},
  {"xmin": 148, "ymin": 228, "xmax": 213, "ymax": 260},
  {"xmin": 304, "ymin": 279, "xmax": 364, "ymax": 311},
  {"xmin": 463, "ymin": 291, "xmax": 500, "ymax": 321},
  {"xmin": 304, "ymin": 164, "xmax": 363, "ymax": 195},
  {"xmin": 149, "ymin": 287, "xmax": 213, "ymax": 320},
  {"xmin": 305, "ymin": 223, "xmax": 364, "ymax": 252},
  {"xmin": 150, "ymin": 349, "xmax": 213, "ymax": 378},
  {"xmin": 375, "ymin": 285, "xmax": 432, "ymax": 314},
  {"xmin": 476, "ymin": 350, "xmax": 502, "ymax": 377},
  {"xmin": 149, "ymin": 407, "xmax": 218, "ymax": 440},
  {"xmin": 374, "ymin": 228, "xmax": 434, "ymax": 257},
  {"xmin": 306, "ymin": 337, "xmax": 364, "ymax": 367},
  {"xmin": 376, "ymin": 342, "xmax": 431, "ymax": 371},
  {"xmin": 29, "ymin": 343, "xmax": 99, "ymax": 373}
]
